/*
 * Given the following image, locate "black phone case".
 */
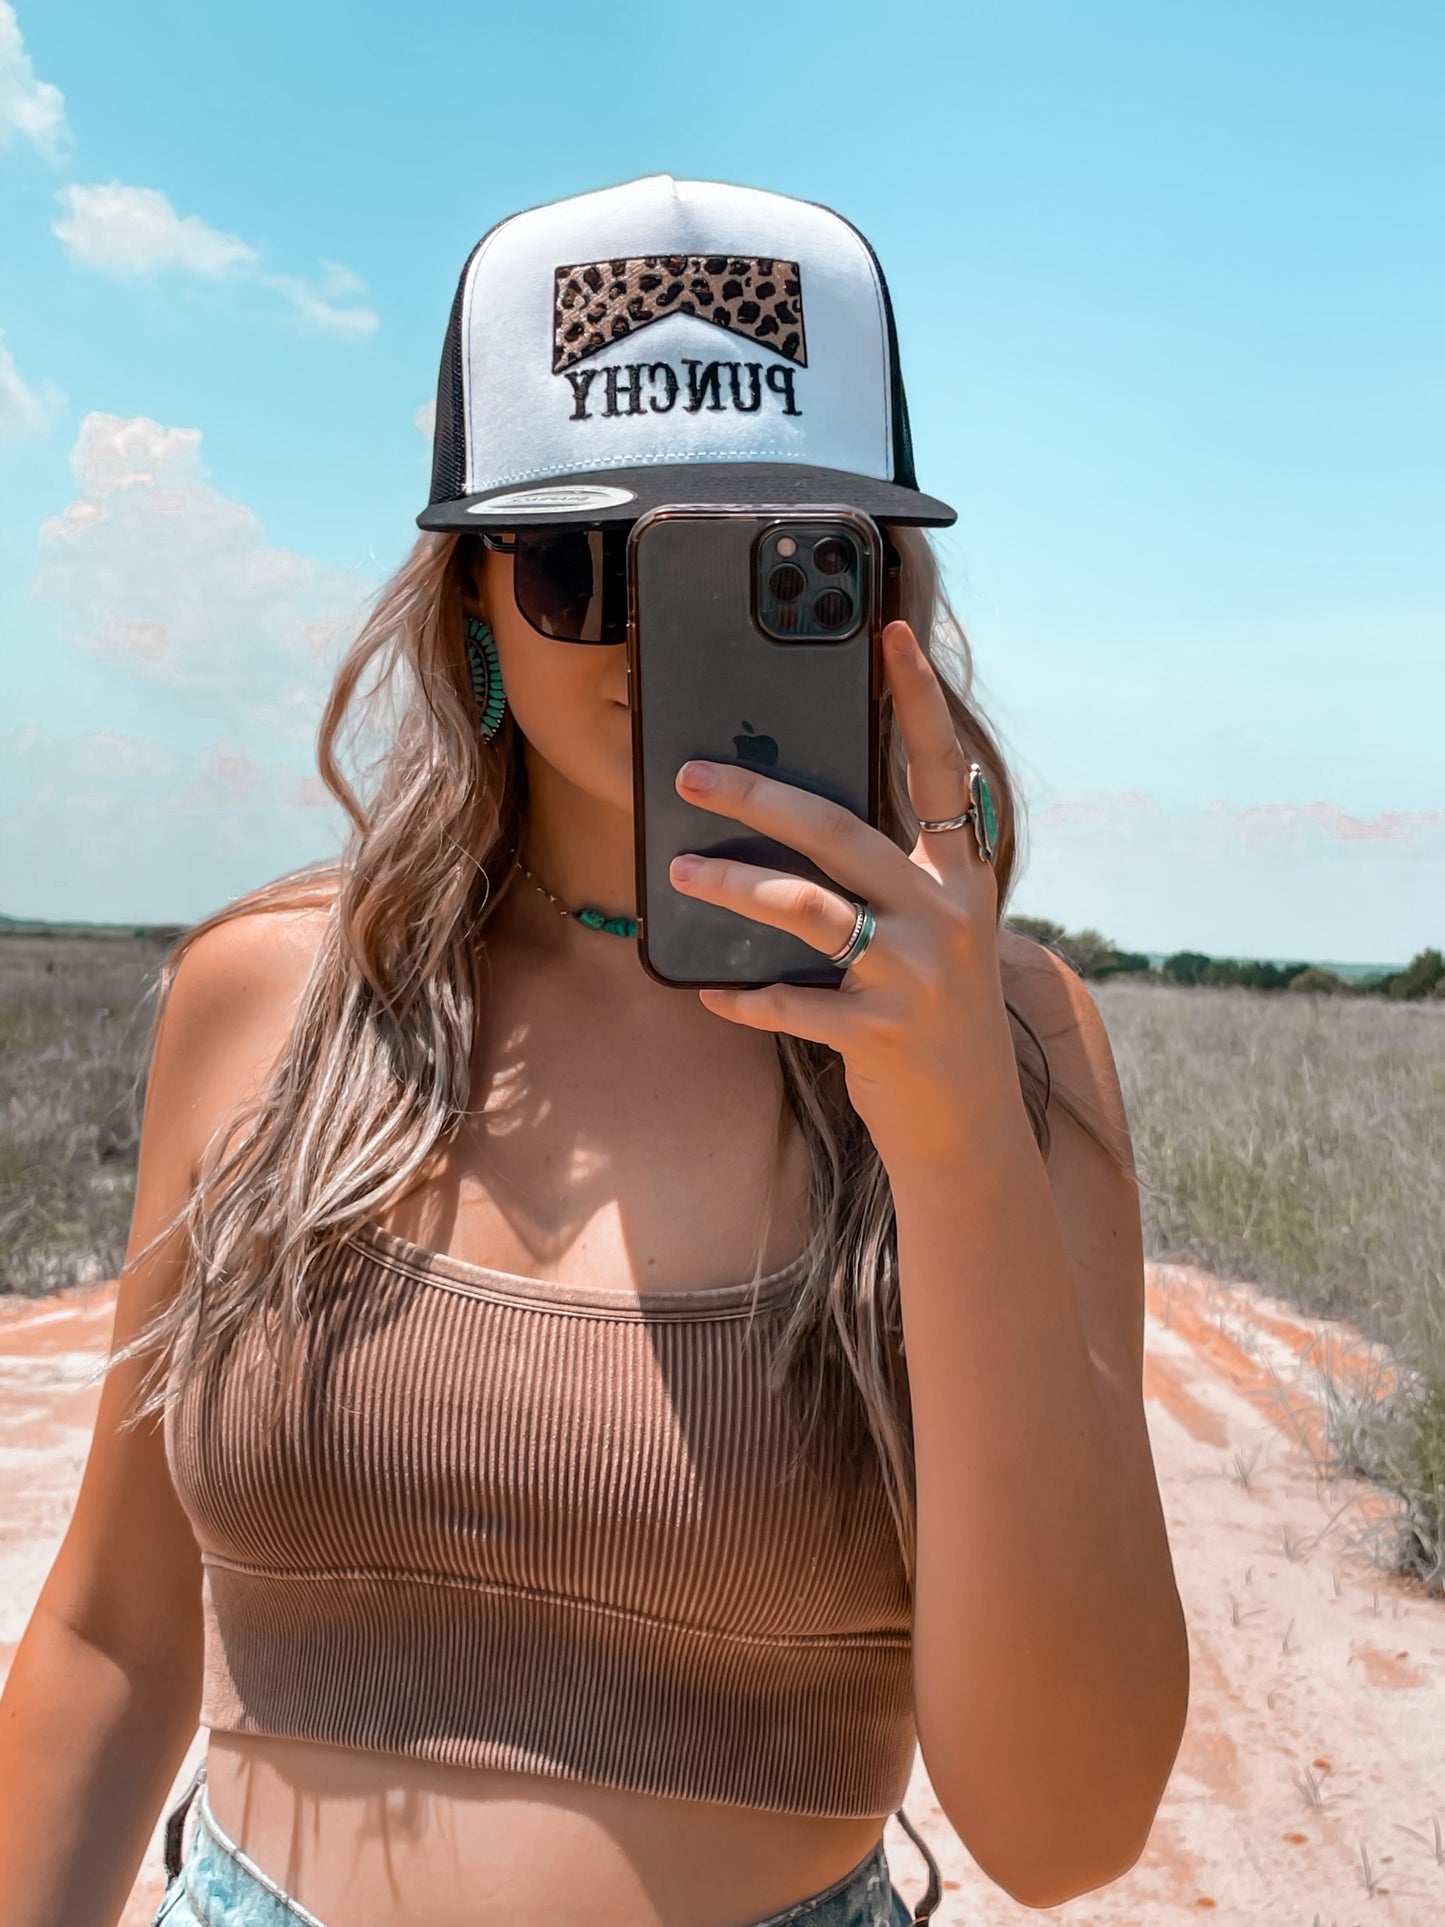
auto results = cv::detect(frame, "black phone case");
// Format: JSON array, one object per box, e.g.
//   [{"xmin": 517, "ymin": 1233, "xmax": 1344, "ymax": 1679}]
[{"xmin": 627, "ymin": 505, "xmax": 883, "ymax": 989}]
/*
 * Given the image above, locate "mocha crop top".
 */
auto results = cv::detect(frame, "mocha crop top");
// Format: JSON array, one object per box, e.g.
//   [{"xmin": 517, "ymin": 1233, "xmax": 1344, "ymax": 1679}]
[{"xmin": 163, "ymin": 1220, "xmax": 918, "ymax": 1817}]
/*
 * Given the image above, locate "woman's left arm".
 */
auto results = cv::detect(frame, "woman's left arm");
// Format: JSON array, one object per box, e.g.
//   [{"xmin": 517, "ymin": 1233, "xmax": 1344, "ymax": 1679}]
[
  {"xmin": 667, "ymin": 618, "xmax": 1189, "ymax": 1911},
  {"xmin": 883, "ymin": 946, "xmax": 1188, "ymax": 1911}
]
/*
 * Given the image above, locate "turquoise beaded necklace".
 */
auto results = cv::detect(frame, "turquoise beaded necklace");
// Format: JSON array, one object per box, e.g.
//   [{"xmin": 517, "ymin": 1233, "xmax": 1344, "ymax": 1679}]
[{"xmin": 517, "ymin": 862, "xmax": 638, "ymax": 939}]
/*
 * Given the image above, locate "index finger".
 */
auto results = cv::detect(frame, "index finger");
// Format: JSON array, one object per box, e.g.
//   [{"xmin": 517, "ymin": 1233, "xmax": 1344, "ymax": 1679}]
[
  {"xmin": 674, "ymin": 757, "xmax": 917, "ymax": 912},
  {"xmin": 881, "ymin": 620, "xmax": 978, "ymax": 856}
]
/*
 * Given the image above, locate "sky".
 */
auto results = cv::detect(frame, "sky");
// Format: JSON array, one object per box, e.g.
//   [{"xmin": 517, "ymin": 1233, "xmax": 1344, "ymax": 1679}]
[{"xmin": 1, "ymin": 0, "xmax": 1440, "ymax": 966}]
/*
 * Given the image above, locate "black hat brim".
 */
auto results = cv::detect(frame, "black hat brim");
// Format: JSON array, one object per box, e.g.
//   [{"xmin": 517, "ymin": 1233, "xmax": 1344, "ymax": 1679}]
[{"xmin": 416, "ymin": 461, "xmax": 955, "ymax": 532}]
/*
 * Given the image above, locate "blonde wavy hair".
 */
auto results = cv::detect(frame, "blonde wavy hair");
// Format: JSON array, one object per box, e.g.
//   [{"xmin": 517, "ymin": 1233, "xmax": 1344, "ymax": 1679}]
[{"xmin": 109, "ymin": 523, "xmax": 1134, "ymax": 1587}]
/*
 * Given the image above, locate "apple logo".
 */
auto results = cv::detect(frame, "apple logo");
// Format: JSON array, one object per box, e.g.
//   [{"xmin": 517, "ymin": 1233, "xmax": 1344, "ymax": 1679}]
[{"xmin": 733, "ymin": 720, "xmax": 779, "ymax": 765}]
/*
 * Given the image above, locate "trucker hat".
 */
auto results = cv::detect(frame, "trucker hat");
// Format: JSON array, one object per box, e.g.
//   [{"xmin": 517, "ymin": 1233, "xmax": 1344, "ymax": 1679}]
[{"xmin": 416, "ymin": 173, "xmax": 956, "ymax": 532}]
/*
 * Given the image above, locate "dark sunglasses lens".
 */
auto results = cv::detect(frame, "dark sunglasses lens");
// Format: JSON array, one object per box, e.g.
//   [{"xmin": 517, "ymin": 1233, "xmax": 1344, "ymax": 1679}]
[{"xmin": 511, "ymin": 527, "xmax": 629, "ymax": 644}]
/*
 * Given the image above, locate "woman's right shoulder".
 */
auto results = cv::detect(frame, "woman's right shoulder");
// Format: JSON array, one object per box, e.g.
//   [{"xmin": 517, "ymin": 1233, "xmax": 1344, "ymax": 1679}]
[
  {"xmin": 153, "ymin": 895, "xmax": 334, "ymax": 1185},
  {"xmin": 165, "ymin": 897, "xmax": 331, "ymax": 1027},
  {"xmin": 24, "ymin": 897, "xmax": 337, "ymax": 1666}
]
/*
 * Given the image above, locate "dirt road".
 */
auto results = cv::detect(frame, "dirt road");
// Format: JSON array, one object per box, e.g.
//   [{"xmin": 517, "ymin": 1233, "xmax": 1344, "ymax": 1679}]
[{"xmin": 2, "ymin": 1260, "xmax": 1440, "ymax": 1926}]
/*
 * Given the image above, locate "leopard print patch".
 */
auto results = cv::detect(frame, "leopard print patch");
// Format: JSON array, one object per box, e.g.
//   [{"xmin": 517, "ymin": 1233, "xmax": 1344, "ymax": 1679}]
[{"xmin": 553, "ymin": 255, "xmax": 806, "ymax": 374}]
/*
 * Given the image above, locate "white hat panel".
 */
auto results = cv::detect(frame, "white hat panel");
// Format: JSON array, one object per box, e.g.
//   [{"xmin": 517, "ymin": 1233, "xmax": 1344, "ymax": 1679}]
[{"xmin": 461, "ymin": 175, "xmax": 893, "ymax": 496}]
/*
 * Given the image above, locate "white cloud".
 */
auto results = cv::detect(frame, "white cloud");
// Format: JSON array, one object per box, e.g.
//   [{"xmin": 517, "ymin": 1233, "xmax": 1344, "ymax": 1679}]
[
  {"xmin": 1028, "ymin": 788, "xmax": 1443, "ymax": 853},
  {"xmin": 414, "ymin": 396, "xmax": 436, "ymax": 442},
  {"xmin": 0, "ymin": 724, "xmax": 331, "ymax": 819},
  {"xmin": 1015, "ymin": 790, "xmax": 1443, "ymax": 964},
  {"xmin": 315, "ymin": 259, "xmax": 368, "ymax": 300},
  {"xmin": 0, "ymin": 720, "xmax": 348, "ymax": 923},
  {"xmin": 52, "ymin": 181, "xmax": 379, "ymax": 338},
  {"xmin": 52, "ymin": 180, "xmax": 257, "ymax": 278},
  {"xmin": 172, "ymin": 739, "xmax": 332, "ymax": 814},
  {"xmin": 34, "ymin": 411, "xmax": 380, "ymax": 745},
  {"xmin": 1205, "ymin": 798, "xmax": 1445, "ymax": 850},
  {"xmin": 257, "ymin": 268, "xmax": 380, "ymax": 338},
  {"xmin": 0, "ymin": 2, "xmax": 70, "ymax": 163},
  {"xmin": 0, "ymin": 323, "xmax": 62, "ymax": 444},
  {"xmin": 1032, "ymin": 788, "xmax": 1159, "ymax": 829},
  {"xmin": 4, "ymin": 412, "xmax": 397, "ymax": 917}
]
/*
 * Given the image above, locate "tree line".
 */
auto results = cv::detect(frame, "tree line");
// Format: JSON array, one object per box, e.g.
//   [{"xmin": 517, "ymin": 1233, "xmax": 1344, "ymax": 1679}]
[
  {"xmin": 3, "ymin": 913, "xmax": 1440, "ymax": 1002},
  {"xmin": 1005, "ymin": 919, "xmax": 1444, "ymax": 1000}
]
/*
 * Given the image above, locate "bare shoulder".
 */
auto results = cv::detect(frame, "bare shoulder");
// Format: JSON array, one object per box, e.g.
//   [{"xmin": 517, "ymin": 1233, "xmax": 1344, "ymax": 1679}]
[
  {"xmin": 111, "ymin": 890, "xmax": 337, "ymax": 1321},
  {"xmin": 170, "ymin": 898, "xmax": 331, "ymax": 1028},
  {"xmin": 150, "ymin": 896, "xmax": 334, "ymax": 1188},
  {"xmin": 997, "ymin": 926, "xmax": 1134, "ymax": 1172},
  {"xmin": 999, "ymin": 927, "xmax": 1146, "ymax": 1391}
]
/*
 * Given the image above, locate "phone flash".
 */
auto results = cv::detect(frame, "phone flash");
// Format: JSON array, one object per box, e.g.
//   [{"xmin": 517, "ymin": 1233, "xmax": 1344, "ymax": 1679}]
[{"xmin": 776, "ymin": 537, "xmax": 798, "ymax": 557}]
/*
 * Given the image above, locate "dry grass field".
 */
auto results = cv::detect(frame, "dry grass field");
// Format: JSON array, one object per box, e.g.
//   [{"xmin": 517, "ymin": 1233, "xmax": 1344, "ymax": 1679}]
[
  {"xmin": 2, "ymin": 932, "xmax": 1442, "ymax": 1591},
  {"xmin": 0, "ymin": 932, "xmax": 165, "ymax": 1296},
  {"xmin": 1096, "ymin": 977, "xmax": 1445, "ymax": 1594}
]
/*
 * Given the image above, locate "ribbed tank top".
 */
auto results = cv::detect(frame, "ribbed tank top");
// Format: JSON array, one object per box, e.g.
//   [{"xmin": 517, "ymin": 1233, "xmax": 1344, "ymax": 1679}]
[{"xmin": 163, "ymin": 1221, "xmax": 918, "ymax": 1817}]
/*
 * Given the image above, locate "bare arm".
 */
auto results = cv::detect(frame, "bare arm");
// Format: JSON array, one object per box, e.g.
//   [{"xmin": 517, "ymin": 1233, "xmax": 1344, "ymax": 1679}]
[
  {"xmin": 0, "ymin": 912, "xmax": 313, "ymax": 1926},
  {"xmin": 902, "ymin": 945, "xmax": 1189, "ymax": 1907},
  {"xmin": 0, "ymin": 981, "xmax": 204, "ymax": 1922}
]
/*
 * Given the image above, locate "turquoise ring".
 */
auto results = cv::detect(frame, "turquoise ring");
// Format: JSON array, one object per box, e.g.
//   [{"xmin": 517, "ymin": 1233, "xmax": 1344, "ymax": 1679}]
[
  {"xmin": 828, "ymin": 901, "xmax": 877, "ymax": 971},
  {"xmin": 917, "ymin": 764, "xmax": 998, "ymax": 864}
]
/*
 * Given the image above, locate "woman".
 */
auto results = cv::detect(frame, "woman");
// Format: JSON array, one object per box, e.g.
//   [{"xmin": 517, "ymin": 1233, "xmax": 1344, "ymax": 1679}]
[{"xmin": 0, "ymin": 176, "xmax": 1188, "ymax": 1927}]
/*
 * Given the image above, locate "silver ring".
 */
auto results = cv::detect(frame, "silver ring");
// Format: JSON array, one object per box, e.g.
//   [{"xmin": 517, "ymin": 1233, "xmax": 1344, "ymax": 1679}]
[
  {"xmin": 827, "ymin": 901, "xmax": 877, "ymax": 970},
  {"xmin": 917, "ymin": 809, "xmax": 974, "ymax": 832}
]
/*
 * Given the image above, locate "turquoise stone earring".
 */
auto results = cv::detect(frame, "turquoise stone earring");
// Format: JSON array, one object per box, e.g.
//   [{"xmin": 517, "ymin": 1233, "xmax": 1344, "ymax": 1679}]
[{"xmin": 465, "ymin": 618, "xmax": 507, "ymax": 740}]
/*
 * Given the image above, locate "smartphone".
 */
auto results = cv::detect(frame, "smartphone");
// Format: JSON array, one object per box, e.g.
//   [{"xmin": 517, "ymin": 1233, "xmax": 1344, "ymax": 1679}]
[{"xmin": 627, "ymin": 504, "xmax": 885, "ymax": 990}]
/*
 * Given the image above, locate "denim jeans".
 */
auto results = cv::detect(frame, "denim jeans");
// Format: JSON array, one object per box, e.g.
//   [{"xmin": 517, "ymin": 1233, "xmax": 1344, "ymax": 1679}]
[{"xmin": 151, "ymin": 1762, "xmax": 943, "ymax": 1926}]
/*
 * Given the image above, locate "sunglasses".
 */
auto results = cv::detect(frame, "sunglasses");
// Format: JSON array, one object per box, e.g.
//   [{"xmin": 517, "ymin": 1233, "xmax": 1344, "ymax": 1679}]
[
  {"xmin": 479, "ymin": 523, "xmax": 903, "ymax": 647},
  {"xmin": 479, "ymin": 526, "xmax": 630, "ymax": 646}
]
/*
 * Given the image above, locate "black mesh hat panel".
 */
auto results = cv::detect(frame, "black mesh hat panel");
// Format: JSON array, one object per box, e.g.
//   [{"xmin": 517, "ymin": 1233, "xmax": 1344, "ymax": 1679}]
[
  {"xmin": 428, "ymin": 240, "xmax": 483, "ymax": 506},
  {"xmin": 813, "ymin": 202, "xmax": 920, "ymax": 491},
  {"xmin": 869, "ymin": 252, "xmax": 920, "ymax": 491}
]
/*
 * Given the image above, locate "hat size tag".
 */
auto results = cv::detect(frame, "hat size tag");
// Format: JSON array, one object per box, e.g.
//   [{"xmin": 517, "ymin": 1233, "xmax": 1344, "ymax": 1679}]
[{"xmin": 467, "ymin": 484, "xmax": 638, "ymax": 514}]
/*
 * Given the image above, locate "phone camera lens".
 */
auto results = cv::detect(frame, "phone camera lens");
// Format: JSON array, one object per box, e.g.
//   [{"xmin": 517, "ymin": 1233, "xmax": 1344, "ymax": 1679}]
[
  {"xmin": 812, "ymin": 537, "xmax": 853, "ymax": 576},
  {"xmin": 769, "ymin": 562, "xmax": 807, "ymax": 602},
  {"xmin": 813, "ymin": 588, "xmax": 854, "ymax": 630}
]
